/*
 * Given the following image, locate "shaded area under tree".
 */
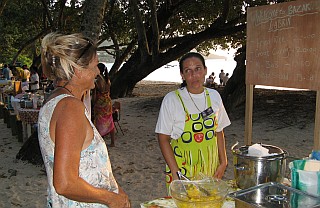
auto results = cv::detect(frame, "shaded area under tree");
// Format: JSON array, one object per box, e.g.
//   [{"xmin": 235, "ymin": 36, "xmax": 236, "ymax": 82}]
[{"xmin": 16, "ymin": 131, "xmax": 43, "ymax": 166}]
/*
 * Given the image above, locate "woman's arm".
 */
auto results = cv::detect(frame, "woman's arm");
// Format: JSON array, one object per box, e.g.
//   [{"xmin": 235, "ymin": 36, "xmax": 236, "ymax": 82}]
[
  {"xmin": 52, "ymin": 98, "xmax": 130, "ymax": 207},
  {"xmin": 157, "ymin": 133, "xmax": 180, "ymax": 181},
  {"xmin": 214, "ymin": 131, "xmax": 227, "ymax": 179}
]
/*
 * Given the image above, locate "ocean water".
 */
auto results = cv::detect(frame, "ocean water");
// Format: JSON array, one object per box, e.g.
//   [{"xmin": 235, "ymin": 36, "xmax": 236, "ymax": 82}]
[
  {"xmin": 103, "ymin": 55, "xmax": 305, "ymax": 91},
  {"xmin": 144, "ymin": 58, "xmax": 236, "ymax": 84},
  {"xmin": 103, "ymin": 58, "xmax": 235, "ymax": 84}
]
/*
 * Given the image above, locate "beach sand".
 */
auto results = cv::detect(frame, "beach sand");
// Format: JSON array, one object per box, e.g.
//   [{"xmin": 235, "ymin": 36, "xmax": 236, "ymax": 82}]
[{"xmin": 0, "ymin": 81, "xmax": 316, "ymax": 207}]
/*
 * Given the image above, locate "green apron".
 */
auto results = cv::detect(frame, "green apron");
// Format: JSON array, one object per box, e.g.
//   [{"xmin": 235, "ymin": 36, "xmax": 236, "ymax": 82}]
[{"xmin": 166, "ymin": 89, "xmax": 219, "ymax": 187}]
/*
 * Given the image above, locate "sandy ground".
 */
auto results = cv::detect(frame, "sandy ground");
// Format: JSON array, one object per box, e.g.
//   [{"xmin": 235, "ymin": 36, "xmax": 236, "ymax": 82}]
[{"xmin": 0, "ymin": 80, "xmax": 316, "ymax": 207}]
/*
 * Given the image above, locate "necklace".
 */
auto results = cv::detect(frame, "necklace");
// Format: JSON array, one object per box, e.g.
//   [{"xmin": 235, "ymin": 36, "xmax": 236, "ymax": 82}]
[
  {"xmin": 57, "ymin": 85, "xmax": 74, "ymax": 96},
  {"xmin": 187, "ymin": 89, "xmax": 206, "ymax": 113}
]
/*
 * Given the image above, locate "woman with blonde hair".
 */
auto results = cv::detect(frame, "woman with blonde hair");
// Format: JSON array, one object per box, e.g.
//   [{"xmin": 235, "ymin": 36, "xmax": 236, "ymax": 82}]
[{"xmin": 38, "ymin": 32, "xmax": 130, "ymax": 208}]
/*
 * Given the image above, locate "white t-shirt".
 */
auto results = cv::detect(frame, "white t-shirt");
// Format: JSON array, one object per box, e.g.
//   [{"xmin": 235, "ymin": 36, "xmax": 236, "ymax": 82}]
[
  {"xmin": 219, "ymin": 72, "xmax": 225, "ymax": 79},
  {"xmin": 23, "ymin": 69, "xmax": 31, "ymax": 81},
  {"xmin": 223, "ymin": 76, "xmax": 229, "ymax": 84},
  {"xmin": 30, "ymin": 73, "xmax": 40, "ymax": 90},
  {"xmin": 155, "ymin": 87, "xmax": 231, "ymax": 139}
]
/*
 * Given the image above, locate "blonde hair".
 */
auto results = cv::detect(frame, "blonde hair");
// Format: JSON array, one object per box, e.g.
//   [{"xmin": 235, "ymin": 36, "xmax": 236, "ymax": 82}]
[{"xmin": 41, "ymin": 32, "xmax": 97, "ymax": 80}]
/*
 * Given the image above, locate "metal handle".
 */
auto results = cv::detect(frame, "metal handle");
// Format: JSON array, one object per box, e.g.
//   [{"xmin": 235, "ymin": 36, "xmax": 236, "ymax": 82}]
[
  {"xmin": 234, "ymin": 164, "xmax": 247, "ymax": 171},
  {"xmin": 177, "ymin": 171, "xmax": 190, "ymax": 180},
  {"xmin": 231, "ymin": 141, "xmax": 239, "ymax": 152},
  {"xmin": 176, "ymin": 171, "xmax": 211, "ymax": 196}
]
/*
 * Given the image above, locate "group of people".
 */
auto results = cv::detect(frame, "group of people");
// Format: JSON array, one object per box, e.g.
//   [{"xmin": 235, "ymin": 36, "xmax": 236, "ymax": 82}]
[
  {"xmin": 219, "ymin": 69, "xmax": 229, "ymax": 86},
  {"xmin": 0, "ymin": 63, "xmax": 40, "ymax": 91},
  {"xmin": 204, "ymin": 72, "xmax": 216, "ymax": 88},
  {"xmin": 37, "ymin": 32, "xmax": 230, "ymax": 208},
  {"xmin": 204, "ymin": 69, "xmax": 230, "ymax": 88}
]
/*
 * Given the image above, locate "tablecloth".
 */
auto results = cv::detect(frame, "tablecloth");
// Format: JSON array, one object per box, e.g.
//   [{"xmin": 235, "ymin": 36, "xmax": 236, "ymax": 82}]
[{"xmin": 17, "ymin": 107, "xmax": 39, "ymax": 124}]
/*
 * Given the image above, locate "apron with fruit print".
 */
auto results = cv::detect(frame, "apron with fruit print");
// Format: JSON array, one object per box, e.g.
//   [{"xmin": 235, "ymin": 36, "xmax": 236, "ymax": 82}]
[{"xmin": 166, "ymin": 89, "xmax": 219, "ymax": 188}]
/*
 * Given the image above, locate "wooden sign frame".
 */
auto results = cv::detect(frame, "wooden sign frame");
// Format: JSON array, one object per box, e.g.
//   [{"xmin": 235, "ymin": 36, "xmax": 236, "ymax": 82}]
[{"xmin": 245, "ymin": 0, "xmax": 320, "ymax": 150}]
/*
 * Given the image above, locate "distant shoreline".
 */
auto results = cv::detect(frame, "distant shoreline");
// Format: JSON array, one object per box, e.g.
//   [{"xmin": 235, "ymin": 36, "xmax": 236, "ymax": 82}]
[
  {"xmin": 138, "ymin": 80, "xmax": 180, "ymax": 85},
  {"xmin": 138, "ymin": 80, "xmax": 312, "ymax": 92}
]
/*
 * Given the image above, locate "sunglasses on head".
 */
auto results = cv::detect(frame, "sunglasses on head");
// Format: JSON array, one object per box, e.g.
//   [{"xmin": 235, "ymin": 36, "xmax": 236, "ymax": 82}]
[{"xmin": 76, "ymin": 39, "xmax": 93, "ymax": 63}]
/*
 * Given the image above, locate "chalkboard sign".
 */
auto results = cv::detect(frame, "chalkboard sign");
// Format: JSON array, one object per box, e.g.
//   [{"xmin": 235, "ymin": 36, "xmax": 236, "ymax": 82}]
[{"xmin": 246, "ymin": 0, "xmax": 320, "ymax": 90}]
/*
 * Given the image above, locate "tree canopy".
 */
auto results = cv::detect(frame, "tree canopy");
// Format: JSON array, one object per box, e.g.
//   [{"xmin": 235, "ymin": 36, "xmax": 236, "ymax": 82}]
[{"xmin": 0, "ymin": 0, "xmax": 293, "ymax": 99}]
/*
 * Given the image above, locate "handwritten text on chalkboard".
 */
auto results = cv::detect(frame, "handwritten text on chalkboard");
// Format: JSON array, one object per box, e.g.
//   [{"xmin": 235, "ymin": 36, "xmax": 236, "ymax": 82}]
[{"xmin": 246, "ymin": 0, "xmax": 320, "ymax": 90}]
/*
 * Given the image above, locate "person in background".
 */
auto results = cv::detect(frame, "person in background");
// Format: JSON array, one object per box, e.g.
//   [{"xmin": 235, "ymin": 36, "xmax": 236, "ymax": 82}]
[
  {"xmin": 155, "ymin": 52, "xmax": 231, "ymax": 191},
  {"xmin": 44, "ymin": 80, "xmax": 55, "ymax": 93},
  {"xmin": 29, "ymin": 66, "xmax": 40, "ymax": 91},
  {"xmin": 9, "ymin": 65, "xmax": 18, "ymax": 79},
  {"xmin": 22, "ymin": 65, "xmax": 30, "ymax": 81},
  {"xmin": 15, "ymin": 65, "xmax": 25, "ymax": 80},
  {"xmin": 210, "ymin": 72, "xmax": 216, "ymax": 81},
  {"xmin": 204, "ymin": 74, "xmax": 214, "ymax": 88},
  {"xmin": 2, "ymin": 64, "xmax": 12, "ymax": 80},
  {"xmin": 92, "ymin": 63, "xmax": 116, "ymax": 147},
  {"xmin": 205, "ymin": 72, "xmax": 217, "ymax": 88},
  {"xmin": 210, "ymin": 72, "xmax": 217, "ymax": 88},
  {"xmin": 38, "ymin": 32, "xmax": 130, "ymax": 208},
  {"xmin": 223, "ymin": 73, "xmax": 229, "ymax": 86},
  {"xmin": 219, "ymin": 69, "xmax": 225, "ymax": 86}
]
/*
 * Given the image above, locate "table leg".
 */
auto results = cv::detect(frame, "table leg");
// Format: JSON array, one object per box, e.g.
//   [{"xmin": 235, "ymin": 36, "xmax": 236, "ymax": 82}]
[
  {"xmin": 22, "ymin": 122, "xmax": 29, "ymax": 142},
  {"xmin": 27, "ymin": 124, "xmax": 32, "ymax": 139}
]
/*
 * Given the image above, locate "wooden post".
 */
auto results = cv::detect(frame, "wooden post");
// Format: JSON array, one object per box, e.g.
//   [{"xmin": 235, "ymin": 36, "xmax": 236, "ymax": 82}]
[
  {"xmin": 314, "ymin": 91, "xmax": 320, "ymax": 150},
  {"xmin": 245, "ymin": 84, "xmax": 254, "ymax": 145}
]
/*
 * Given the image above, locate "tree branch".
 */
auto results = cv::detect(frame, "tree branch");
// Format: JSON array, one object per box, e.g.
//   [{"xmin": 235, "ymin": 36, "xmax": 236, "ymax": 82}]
[
  {"xmin": 57, "ymin": 0, "xmax": 67, "ymax": 29},
  {"xmin": 40, "ymin": 0, "xmax": 54, "ymax": 28},
  {"xmin": 110, "ymin": 37, "xmax": 137, "ymax": 76},
  {"xmin": 130, "ymin": 0, "xmax": 150, "ymax": 62},
  {"xmin": 106, "ymin": 0, "xmax": 120, "ymax": 60},
  {"xmin": 222, "ymin": 0, "xmax": 231, "ymax": 21},
  {"xmin": 148, "ymin": 0, "xmax": 159, "ymax": 58},
  {"xmin": 159, "ymin": 21, "xmax": 246, "ymax": 50},
  {"xmin": 12, "ymin": 29, "xmax": 51, "ymax": 64},
  {"xmin": 0, "ymin": 0, "xmax": 8, "ymax": 16}
]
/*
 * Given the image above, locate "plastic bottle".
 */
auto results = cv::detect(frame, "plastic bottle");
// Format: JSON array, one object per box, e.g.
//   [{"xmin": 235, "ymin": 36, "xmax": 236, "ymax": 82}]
[{"xmin": 32, "ymin": 94, "xmax": 37, "ymax": 109}]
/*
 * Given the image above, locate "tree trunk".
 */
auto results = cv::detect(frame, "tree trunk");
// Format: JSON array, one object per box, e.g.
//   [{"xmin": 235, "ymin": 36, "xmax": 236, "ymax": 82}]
[
  {"xmin": 80, "ymin": 0, "xmax": 107, "ymax": 42},
  {"xmin": 221, "ymin": 46, "xmax": 246, "ymax": 113},
  {"xmin": 110, "ymin": 51, "xmax": 184, "ymax": 98}
]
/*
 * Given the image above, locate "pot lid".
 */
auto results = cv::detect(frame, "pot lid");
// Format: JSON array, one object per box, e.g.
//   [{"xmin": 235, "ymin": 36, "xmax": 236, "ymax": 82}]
[{"xmin": 231, "ymin": 142, "xmax": 287, "ymax": 159}]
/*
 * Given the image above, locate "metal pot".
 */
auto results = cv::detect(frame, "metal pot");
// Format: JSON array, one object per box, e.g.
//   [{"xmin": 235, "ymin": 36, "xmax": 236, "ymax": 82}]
[{"xmin": 231, "ymin": 142, "xmax": 287, "ymax": 189}]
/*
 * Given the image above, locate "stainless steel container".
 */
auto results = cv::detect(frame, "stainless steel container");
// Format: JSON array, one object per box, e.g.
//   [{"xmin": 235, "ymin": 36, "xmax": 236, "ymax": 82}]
[
  {"xmin": 228, "ymin": 182, "xmax": 320, "ymax": 208},
  {"xmin": 20, "ymin": 99, "xmax": 33, "ymax": 108},
  {"xmin": 231, "ymin": 143, "xmax": 287, "ymax": 189}
]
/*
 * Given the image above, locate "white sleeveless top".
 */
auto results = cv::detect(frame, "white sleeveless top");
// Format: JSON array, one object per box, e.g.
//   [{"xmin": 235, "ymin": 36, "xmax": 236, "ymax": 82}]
[{"xmin": 38, "ymin": 94, "xmax": 118, "ymax": 208}]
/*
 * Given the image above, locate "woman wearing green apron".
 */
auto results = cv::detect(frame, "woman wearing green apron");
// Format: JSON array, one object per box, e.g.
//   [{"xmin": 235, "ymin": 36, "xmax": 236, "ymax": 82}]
[{"xmin": 155, "ymin": 52, "xmax": 231, "ymax": 191}]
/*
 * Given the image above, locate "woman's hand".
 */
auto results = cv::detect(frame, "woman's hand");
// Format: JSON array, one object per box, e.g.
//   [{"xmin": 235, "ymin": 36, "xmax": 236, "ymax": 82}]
[
  {"xmin": 108, "ymin": 187, "xmax": 131, "ymax": 208},
  {"xmin": 213, "ymin": 163, "xmax": 227, "ymax": 179}
]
